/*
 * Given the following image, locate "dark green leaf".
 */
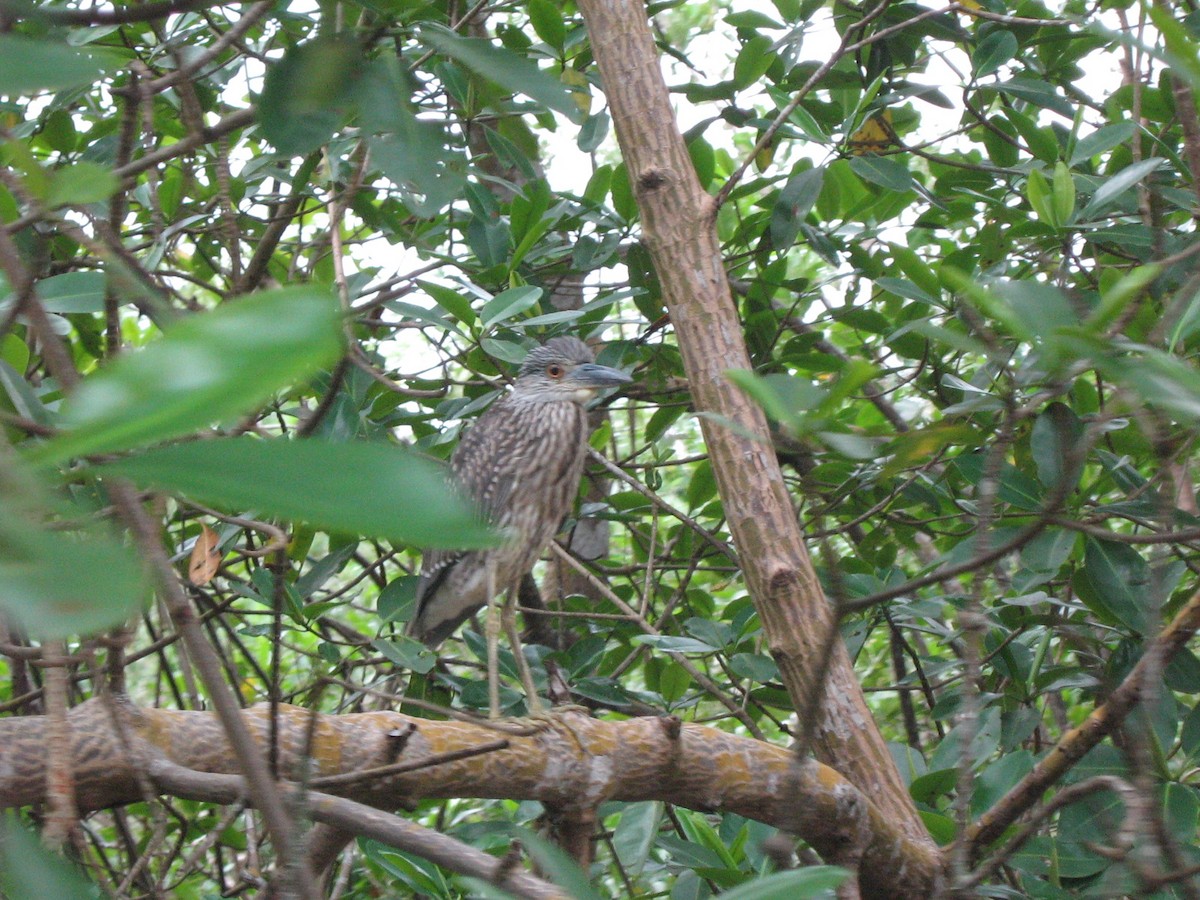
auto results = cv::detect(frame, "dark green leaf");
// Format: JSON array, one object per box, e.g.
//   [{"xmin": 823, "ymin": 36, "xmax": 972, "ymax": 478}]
[
  {"xmin": 634, "ymin": 635, "xmax": 717, "ymax": 653},
  {"xmin": 770, "ymin": 167, "xmax": 824, "ymax": 249},
  {"xmin": 99, "ymin": 437, "xmax": 496, "ymax": 549},
  {"xmin": 372, "ymin": 637, "xmax": 437, "ymax": 674},
  {"xmin": 0, "ymin": 819, "xmax": 99, "ymax": 898},
  {"xmin": 39, "ymin": 287, "xmax": 343, "ymax": 463},
  {"xmin": 717, "ymin": 867, "xmax": 849, "ymax": 899},
  {"xmin": 729, "ymin": 653, "xmax": 779, "ymax": 682},
  {"xmin": 0, "ymin": 35, "xmax": 122, "ymax": 95},
  {"xmin": 1020, "ymin": 528, "xmax": 1077, "ymax": 574},
  {"xmin": 1070, "ymin": 121, "xmax": 1136, "ymax": 166},
  {"xmin": 1078, "ymin": 158, "xmax": 1167, "ymax": 220},
  {"xmin": 0, "ymin": 455, "xmax": 147, "ymax": 640},
  {"xmin": 377, "ymin": 575, "xmax": 418, "ymax": 623},
  {"xmin": 612, "ymin": 802, "xmax": 663, "ymax": 877},
  {"xmin": 259, "ymin": 36, "xmax": 366, "ymax": 155},
  {"xmin": 528, "ymin": 0, "xmax": 567, "ymax": 50},
  {"xmin": 419, "ymin": 25, "xmax": 585, "ymax": 123},
  {"xmin": 1082, "ymin": 537, "xmax": 1151, "ymax": 633},
  {"xmin": 970, "ymin": 751, "xmax": 1034, "ymax": 816},
  {"xmin": 848, "ymin": 155, "xmax": 913, "ymax": 193},
  {"xmin": 1030, "ymin": 402, "xmax": 1085, "ymax": 491},
  {"xmin": 481, "ymin": 285, "xmax": 543, "ymax": 327},
  {"xmin": 0, "ymin": 359, "xmax": 51, "ymax": 425},
  {"xmin": 44, "ymin": 163, "xmax": 119, "ymax": 208},
  {"xmin": 418, "ymin": 281, "xmax": 476, "ymax": 326},
  {"xmin": 35, "ymin": 272, "xmax": 108, "ymax": 314},
  {"xmin": 972, "ymin": 30, "xmax": 1017, "ymax": 78}
]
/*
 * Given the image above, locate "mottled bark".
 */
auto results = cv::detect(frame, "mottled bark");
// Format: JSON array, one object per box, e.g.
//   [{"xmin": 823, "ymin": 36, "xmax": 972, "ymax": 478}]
[{"xmin": 0, "ymin": 699, "xmax": 936, "ymax": 900}]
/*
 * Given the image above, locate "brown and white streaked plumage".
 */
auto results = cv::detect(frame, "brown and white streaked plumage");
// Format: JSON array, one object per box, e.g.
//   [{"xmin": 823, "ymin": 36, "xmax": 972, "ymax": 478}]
[{"xmin": 408, "ymin": 336, "xmax": 631, "ymax": 647}]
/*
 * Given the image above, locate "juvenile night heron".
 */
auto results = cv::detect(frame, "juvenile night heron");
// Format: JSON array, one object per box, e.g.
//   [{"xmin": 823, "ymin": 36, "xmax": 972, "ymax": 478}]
[{"xmin": 408, "ymin": 336, "xmax": 631, "ymax": 714}]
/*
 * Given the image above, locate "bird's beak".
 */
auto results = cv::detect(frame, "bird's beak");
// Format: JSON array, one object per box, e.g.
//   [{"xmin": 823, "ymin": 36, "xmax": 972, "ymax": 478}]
[{"xmin": 573, "ymin": 363, "xmax": 634, "ymax": 389}]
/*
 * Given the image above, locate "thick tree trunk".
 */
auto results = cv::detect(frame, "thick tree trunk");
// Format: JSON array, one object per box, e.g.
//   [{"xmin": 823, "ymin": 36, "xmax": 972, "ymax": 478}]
[{"xmin": 575, "ymin": 0, "xmax": 940, "ymax": 883}]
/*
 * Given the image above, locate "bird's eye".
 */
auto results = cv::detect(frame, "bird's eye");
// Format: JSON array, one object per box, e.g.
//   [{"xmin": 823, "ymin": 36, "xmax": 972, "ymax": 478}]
[{"xmin": 546, "ymin": 364, "xmax": 565, "ymax": 379}]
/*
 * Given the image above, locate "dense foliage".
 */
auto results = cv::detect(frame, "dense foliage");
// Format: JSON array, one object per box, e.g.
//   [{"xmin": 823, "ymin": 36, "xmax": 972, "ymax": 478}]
[{"xmin": 2, "ymin": 0, "xmax": 1200, "ymax": 896}]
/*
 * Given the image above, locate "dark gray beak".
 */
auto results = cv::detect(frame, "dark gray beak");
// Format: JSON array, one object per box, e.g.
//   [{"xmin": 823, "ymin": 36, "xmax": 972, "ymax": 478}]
[{"xmin": 573, "ymin": 363, "xmax": 634, "ymax": 389}]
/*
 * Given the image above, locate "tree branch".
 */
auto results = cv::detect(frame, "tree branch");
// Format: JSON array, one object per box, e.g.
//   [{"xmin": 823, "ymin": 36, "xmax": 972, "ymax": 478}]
[
  {"xmin": 968, "ymin": 587, "xmax": 1200, "ymax": 851},
  {"xmin": 1, "ymin": 700, "xmax": 939, "ymax": 900}
]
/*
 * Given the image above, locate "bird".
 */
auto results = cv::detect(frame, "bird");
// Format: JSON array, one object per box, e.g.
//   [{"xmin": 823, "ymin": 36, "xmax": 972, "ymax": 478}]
[{"xmin": 407, "ymin": 335, "xmax": 631, "ymax": 714}]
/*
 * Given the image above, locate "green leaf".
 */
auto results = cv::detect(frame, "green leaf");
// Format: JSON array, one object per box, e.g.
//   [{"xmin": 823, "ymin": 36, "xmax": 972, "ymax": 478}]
[
  {"xmin": 1083, "ymin": 263, "xmax": 1160, "ymax": 334},
  {"xmin": 0, "ymin": 819, "xmax": 99, "ymax": 898},
  {"xmin": 0, "ymin": 359, "xmax": 51, "ymax": 425},
  {"xmin": 372, "ymin": 637, "xmax": 437, "ymax": 674},
  {"xmin": 729, "ymin": 652, "xmax": 779, "ymax": 682},
  {"xmin": 1078, "ymin": 157, "xmax": 1166, "ymax": 220},
  {"xmin": 685, "ymin": 458, "xmax": 717, "ymax": 508},
  {"xmin": 733, "ymin": 35, "xmax": 777, "ymax": 90},
  {"xmin": 417, "ymin": 281, "xmax": 476, "ymax": 326},
  {"xmin": 34, "ymin": 272, "xmax": 108, "ymax": 314},
  {"xmin": 1052, "ymin": 160, "xmax": 1076, "ymax": 225},
  {"xmin": 38, "ymin": 287, "xmax": 343, "ymax": 464},
  {"xmin": 716, "ymin": 867, "xmax": 848, "ymax": 899},
  {"xmin": 770, "ymin": 167, "xmax": 824, "ymax": 249},
  {"xmin": 612, "ymin": 802, "xmax": 663, "ymax": 877},
  {"xmin": 1082, "ymin": 537, "xmax": 1151, "ymax": 633},
  {"xmin": 633, "ymin": 635, "xmax": 717, "ymax": 653},
  {"xmin": 1004, "ymin": 107, "xmax": 1059, "ymax": 164},
  {"xmin": 419, "ymin": 25, "xmax": 585, "ymax": 124},
  {"xmin": 44, "ymin": 163, "xmax": 119, "ymax": 208},
  {"xmin": 98, "ymin": 437, "xmax": 496, "ymax": 549},
  {"xmin": 498, "ymin": 827, "xmax": 603, "ymax": 900},
  {"xmin": 1026, "ymin": 168, "xmax": 1056, "ymax": 227},
  {"xmin": 941, "ymin": 268, "xmax": 1029, "ymax": 341},
  {"xmin": 1030, "ymin": 402, "xmax": 1084, "ymax": 491},
  {"xmin": 1147, "ymin": 2, "xmax": 1200, "ymax": 91},
  {"xmin": 848, "ymin": 155, "xmax": 913, "ymax": 193},
  {"xmin": 362, "ymin": 63, "xmax": 469, "ymax": 218},
  {"xmin": 972, "ymin": 30, "xmax": 1017, "ymax": 78},
  {"xmin": 259, "ymin": 36, "xmax": 366, "ymax": 155},
  {"xmin": 1099, "ymin": 349, "xmax": 1200, "ymax": 424},
  {"xmin": 992, "ymin": 280, "xmax": 1078, "ymax": 340},
  {"xmin": 377, "ymin": 574, "xmax": 418, "ymax": 622},
  {"xmin": 1070, "ymin": 121, "xmax": 1136, "ymax": 166},
  {"xmin": 481, "ymin": 285, "xmax": 543, "ymax": 327},
  {"xmin": 0, "ymin": 35, "xmax": 122, "ymax": 95},
  {"xmin": 528, "ymin": 0, "xmax": 567, "ymax": 51},
  {"xmin": 0, "ymin": 454, "xmax": 147, "ymax": 640},
  {"xmin": 725, "ymin": 369, "xmax": 824, "ymax": 432},
  {"xmin": 998, "ymin": 465, "xmax": 1044, "ymax": 510},
  {"xmin": 971, "ymin": 751, "xmax": 1034, "ymax": 816},
  {"xmin": 1020, "ymin": 528, "xmax": 1077, "ymax": 575},
  {"xmin": 684, "ymin": 616, "xmax": 733, "ymax": 649}
]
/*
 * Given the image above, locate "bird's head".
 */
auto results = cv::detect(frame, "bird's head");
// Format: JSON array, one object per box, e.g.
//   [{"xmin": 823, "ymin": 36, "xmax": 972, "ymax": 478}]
[{"xmin": 513, "ymin": 336, "xmax": 632, "ymax": 404}]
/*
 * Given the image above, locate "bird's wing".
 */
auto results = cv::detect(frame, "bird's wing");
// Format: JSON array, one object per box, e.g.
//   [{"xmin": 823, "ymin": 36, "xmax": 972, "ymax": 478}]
[
  {"xmin": 446, "ymin": 398, "xmax": 521, "ymax": 523},
  {"xmin": 409, "ymin": 399, "xmax": 518, "ymax": 642}
]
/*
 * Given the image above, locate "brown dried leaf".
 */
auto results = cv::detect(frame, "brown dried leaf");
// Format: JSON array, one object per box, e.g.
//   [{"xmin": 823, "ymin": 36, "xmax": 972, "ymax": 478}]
[{"xmin": 188, "ymin": 524, "xmax": 222, "ymax": 586}]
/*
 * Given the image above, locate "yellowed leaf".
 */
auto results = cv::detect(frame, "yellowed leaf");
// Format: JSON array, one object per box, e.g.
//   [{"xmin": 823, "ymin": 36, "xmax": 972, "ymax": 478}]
[
  {"xmin": 754, "ymin": 138, "xmax": 776, "ymax": 172},
  {"xmin": 849, "ymin": 111, "xmax": 896, "ymax": 155},
  {"xmin": 188, "ymin": 524, "xmax": 221, "ymax": 586},
  {"xmin": 561, "ymin": 67, "xmax": 591, "ymax": 115}
]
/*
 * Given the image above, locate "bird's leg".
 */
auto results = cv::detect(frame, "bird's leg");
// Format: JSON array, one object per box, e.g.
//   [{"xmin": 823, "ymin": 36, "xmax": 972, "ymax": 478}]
[
  {"xmin": 486, "ymin": 563, "xmax": 502, "ymax": 719},
  {"xmin": 502, "ymin": 585, "xmax": 543, "ymax": 715}
]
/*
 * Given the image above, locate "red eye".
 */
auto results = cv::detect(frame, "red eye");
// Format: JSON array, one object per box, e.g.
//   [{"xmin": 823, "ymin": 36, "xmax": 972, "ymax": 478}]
[{"xmin": 546, "ymin": 364, "xmax": 565, "ymax": 379}]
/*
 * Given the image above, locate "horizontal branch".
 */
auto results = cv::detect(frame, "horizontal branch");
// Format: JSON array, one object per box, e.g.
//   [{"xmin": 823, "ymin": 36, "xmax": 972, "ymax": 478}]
[
  {"xmin": 150, "ymin": 758, "xmax": 566, "ymax": 899},
  {"xmin": 0, "ymin": 699, "xmax": 942, "ymax": 899}
]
